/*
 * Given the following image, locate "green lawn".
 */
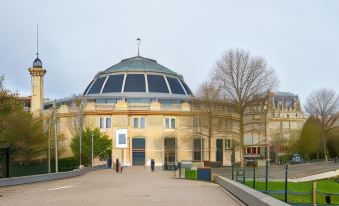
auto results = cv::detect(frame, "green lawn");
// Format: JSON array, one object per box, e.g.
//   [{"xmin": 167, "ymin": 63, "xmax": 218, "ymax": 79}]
[{"xmin": 244, "ymin": 179, "xmax": 339, "ymax": 204}]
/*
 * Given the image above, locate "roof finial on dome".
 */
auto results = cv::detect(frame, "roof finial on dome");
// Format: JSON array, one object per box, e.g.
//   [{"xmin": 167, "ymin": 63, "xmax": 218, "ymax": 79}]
[
  {"xmin": 137, "ymin": 38, "xmax": 141, "ymax": 56},
  {"xmin": 36, "ymin": 24, "xmax": 39, "ymax": 58}
]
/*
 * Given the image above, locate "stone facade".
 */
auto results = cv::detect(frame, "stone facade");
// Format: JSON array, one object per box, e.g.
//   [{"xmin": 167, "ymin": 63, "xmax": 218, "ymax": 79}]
[{"xmin": 50, "ymin": 100, "xmax": 240, "ymax": 167}]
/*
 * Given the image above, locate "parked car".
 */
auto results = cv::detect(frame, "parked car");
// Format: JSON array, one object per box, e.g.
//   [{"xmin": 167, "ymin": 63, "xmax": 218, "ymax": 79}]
[
  {"xmin": 291, "ymin": 154, "xmax": 303, "ymax": 164},
  {"xmin": 244, "ymin": 157, "xmax": 258, "ymax": 167}
]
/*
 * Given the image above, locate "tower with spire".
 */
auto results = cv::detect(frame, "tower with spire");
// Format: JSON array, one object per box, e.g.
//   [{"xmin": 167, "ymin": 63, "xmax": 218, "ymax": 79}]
[{"xmin": 28, "ymin": 25, "xmax": 46, "ymax": 115}]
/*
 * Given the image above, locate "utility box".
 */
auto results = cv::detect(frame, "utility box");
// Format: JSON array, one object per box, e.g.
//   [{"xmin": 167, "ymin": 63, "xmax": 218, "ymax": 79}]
[
  {"xmin": 185, "ymin": 169, "xmax": 197, "ymax": 180},
  {"xmin": 197, "ymin": 167, "xmax": 211, "ymax": 181}
]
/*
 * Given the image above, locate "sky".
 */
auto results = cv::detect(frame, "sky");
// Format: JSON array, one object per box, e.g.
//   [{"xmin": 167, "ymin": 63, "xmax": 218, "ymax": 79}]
[{"xmin": 0, "ymin": 0, "xmax": 338, "ymax": 106}]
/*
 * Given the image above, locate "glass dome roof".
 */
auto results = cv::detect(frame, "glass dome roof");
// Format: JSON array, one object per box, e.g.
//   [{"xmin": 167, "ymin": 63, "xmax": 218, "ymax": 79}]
[{"xmin": 83, "ymin": 56, "xmax": 193, "ymax": 98}]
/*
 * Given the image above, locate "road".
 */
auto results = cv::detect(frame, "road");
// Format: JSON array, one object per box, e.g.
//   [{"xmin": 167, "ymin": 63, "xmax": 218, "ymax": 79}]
[{"xmin": 0, "ymin": 167, "xmax": 242, "ymax": 206}]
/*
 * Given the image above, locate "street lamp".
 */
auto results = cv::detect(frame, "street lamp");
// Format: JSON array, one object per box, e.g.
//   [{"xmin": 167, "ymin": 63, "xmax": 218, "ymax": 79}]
[
  {"xmin": 91, "ymin": 131, "xmax": 94, "ymax": 166},
  {"xmin": 54, "ymin": 100, "xmax": 58, "ymax": 173},
  {"xmin": 79, "ymin": 101, "xmax": 84, "ymax": 168}
]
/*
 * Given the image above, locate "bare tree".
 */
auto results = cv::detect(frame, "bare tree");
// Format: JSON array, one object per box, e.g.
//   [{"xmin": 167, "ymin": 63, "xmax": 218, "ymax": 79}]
[
  {"xmin": 305, "ymin": 88, "xmax": 339, "ymax": 161},
  {"xmin": 213, "ymin": 48, "xmax": 278, "ymax": 160},
  {"xmin": 194, "ymin": 80, "xmax": 221, "ymax": 161}
]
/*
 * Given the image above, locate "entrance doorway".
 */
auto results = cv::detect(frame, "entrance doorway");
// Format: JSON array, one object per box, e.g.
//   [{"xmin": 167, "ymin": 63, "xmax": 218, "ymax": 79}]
[
  {"xmin": 132, "ymin": 138, "xmax": 145, "ymax": 166},
  {"xmin": 164, "ymin": 138, "xmax": 176, "ymax": 170},
  {"xmin": 216, "ymin": 139, "xmax": 223, "ymax": 163},
  {"xmin": 0, "ymin": 147, "xmax": 10, "ymax": 178}
]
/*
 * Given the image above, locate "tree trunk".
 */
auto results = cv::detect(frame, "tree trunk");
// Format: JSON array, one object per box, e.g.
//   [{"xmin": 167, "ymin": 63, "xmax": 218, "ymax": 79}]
[
  {"xmin": 239, "ymin": 111, "xmax": 245, "ymax": 162},
  {"xmin": 208, "ymin": 111, "xmax": 212, "ymax": 161},
  {"xmin": 322, "ymin": 131, "xmax": 328, "ymax": 161}
]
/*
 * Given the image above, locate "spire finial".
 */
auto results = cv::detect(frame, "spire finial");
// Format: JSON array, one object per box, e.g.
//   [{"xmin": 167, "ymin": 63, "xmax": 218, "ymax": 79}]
[
  {"xmin": 36, "ymin": 24, "xmax": 39, "ymax": 58},
  {"xmin": 137, "ymin": 38, "xmax": 141, "ymax": 56}
]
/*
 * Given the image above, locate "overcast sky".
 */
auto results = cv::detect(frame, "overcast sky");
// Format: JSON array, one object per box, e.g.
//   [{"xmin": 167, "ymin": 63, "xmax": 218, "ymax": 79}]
[{"xmin": 0, "ymin": 0, "xmax": 338, "ymax": 106}]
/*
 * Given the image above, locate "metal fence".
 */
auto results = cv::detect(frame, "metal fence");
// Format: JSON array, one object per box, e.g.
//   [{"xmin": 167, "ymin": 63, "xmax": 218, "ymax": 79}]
[
  {"xmin": 213, "ymin": 161, "xmax": 339, "ymax": 205},
  {"xmin": 0, "ymin": 157, "xmax": 79, "ymax": 178}
]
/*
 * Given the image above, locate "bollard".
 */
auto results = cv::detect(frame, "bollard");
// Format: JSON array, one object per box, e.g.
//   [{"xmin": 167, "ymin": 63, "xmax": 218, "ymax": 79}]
[
  {"xmin": 253, "ymin": 163, "xmax": 256, "ymax": 189},
  {"xmin": 243, "ymin": 166, "xmax": 246, "ymax": 184},
  {"xmin": 284, "ymin": 164, "xmax": 288, "ymax": 203},
  {"xmin": 231, "ymin": 163, "xmax": 234, "ymax": 180},
  {"xmin": 265, "ymin": 160, "xmax": 268, "ymax": 192},
  {"xmin": 312, "ymin": 181, "xmax": 316, "ymax": 206}
]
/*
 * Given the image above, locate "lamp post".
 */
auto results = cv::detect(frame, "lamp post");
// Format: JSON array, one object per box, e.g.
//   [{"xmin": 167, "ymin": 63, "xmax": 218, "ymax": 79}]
[
  {"xmin": 91, "ymin": 132, "xmax": 94, "ymax": 166},
  {"xmin": 48, "ymin": 122, "xmax": 51, "ymax": 173},
  {"xmin": 79, "ymin": 101, "xmax": 84, "ymax": 168},
  {"xmin": 54, "ymin": 100, "xmax": 58, "ymax": 173}
]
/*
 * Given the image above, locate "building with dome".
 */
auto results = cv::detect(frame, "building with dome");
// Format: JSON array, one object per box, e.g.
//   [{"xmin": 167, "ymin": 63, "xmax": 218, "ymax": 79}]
[
  {"xmin": 36, "ymin": 54, "xmax": 241, "ymax": 168},
  {"xmin": 26, "ymin": 50, "xmax": 305, "ymax": 168}
]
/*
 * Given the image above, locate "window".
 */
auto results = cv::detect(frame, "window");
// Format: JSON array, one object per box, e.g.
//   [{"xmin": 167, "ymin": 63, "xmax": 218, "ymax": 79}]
[
  {"xmin": 133, "ymin": 117, "xmax": 146, "ymax": 129},
  {"xmin": 246, "ymin": 147, "xmax": 260, "ymax": 155},
  {"xmin": 165, "ymin": 117, "xmax": 176, "ymax": 129},
  {"xmin": 87, "ymin": 77, "xmax": 106, "ymax": 94},
  {"xmin": 193, "ymin": 138, "xmax": 203, "ymax": 161},
  {"xmin": 171, "ymin": 118, "xmax": 176, "ymax": 128},
  {"xmin": 225, "ymin": 139, "xmax": 231, "ymax": 149},
  {"xmin": 193, "ymin": 116, "xmax": 200, "ymax": 128},
  {"xmin": 119, "ymin": 134, "xmax": 126, "ymax": 144},
  {"xmin": 116, "ymin": 129, "xmax": 128, "ymax": 148},
  {"xmin": 165, "ymin": 118, "xmax": 170, "ymax": 128},
  {"xmin": 96, "ymin": 98, "xmax": 117, "ymax": 104},
  {"xmin": 140, "ymin": 117, "xmax": 145, "ymax": 128},
  {"xmin": 106, "ymin": 118, "xmax": 111, "ymax": 128},
  {"xmin": 124, "ymin": 74, "xmax": 146, "ymax": 92},
  {"xmin": 83, "ymin": 80, "xmax": 94, "ymax": 95},
  {"xmin": 166, "ymin": 77, "xmax": 186, "ymax": 94},
  {"xmin": 147, "ymin": 75, "xmax": 169, "ymax": 93},
  {"xmin": 133, "ymin": 118, "xmax": 139, "ymax": 128},
  {"xmin": 96, "ymin": 99, "xmax": 106, "ymax": 104},
  {"xmin": 100, "ymin": 117, "xmax": 104, "ymax": 129},
  {"xmin": 180, "ymin": 80, "xmax": 192, "ymax": 95},
  {"xmin": 102, "ymin": 75, "xmax": 124, "ymax": 93}
]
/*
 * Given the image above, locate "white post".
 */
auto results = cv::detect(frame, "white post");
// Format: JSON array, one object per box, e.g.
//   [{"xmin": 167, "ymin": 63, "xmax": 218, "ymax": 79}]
[{"xmin": 91, "ymin": 132, "xmax": 94, "ymax": 166}]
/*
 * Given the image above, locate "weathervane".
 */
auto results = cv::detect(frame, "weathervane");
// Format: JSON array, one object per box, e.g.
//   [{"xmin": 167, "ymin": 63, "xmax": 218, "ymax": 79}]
[{"xmin": 137, "ymin": 38, "xmax": 141, "ymax": 56}]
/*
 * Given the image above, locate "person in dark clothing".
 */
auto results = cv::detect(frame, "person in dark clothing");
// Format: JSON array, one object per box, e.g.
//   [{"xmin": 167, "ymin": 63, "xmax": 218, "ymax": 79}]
[
  {"xmin": 116, "ymin": 159, "xmax": 119, "ymax": 173},
  {"xmin": 151, "ymin": 159, "xmax": 155, "ymax": 172}
]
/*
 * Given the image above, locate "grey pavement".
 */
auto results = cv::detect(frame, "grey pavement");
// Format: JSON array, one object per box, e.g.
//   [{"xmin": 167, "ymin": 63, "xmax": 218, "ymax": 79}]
[
  {"xmin": 0, "ymin": 167, "xmax": 242, "ymax": 206},
  {"xmin": 213, "ymin": 161, "xmax": 339, "ymax": 180}
]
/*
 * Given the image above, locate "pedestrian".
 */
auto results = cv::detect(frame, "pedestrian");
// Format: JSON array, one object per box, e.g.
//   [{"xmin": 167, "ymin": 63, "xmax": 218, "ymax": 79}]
[
  {"xmin": 151, "ymin": 159, "xmax": 155, "ymax": 172},
  {"xmin": 116, "ymin": 158, "xmax": 119, "ymax": 173},
  {"xmin": 119, "ymin": 162, "xmax": 123, "ymax": 173}
]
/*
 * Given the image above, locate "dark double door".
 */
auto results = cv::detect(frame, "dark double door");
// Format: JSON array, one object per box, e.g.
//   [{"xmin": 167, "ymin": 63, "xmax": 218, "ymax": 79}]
[
  {"xmin": 216, "ymin": 139, "xmax": 223, "ymax": 163},
  {"xmin": 0, "ymin": 147, "xmax": 10, "ymax": 178},
  {"xmin": 164, "ymin": 138, "xmax": 176, "ymax": 170},
  {"xmin": 132, "ymin": 138, "xmax": 145, "ymax": 166}
]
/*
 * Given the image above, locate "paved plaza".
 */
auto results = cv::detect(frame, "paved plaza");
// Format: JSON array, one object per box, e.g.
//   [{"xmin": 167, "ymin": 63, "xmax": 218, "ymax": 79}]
[{"xmin": 0, "ymin": 167, "xmax": 242, "ymax": 206}]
